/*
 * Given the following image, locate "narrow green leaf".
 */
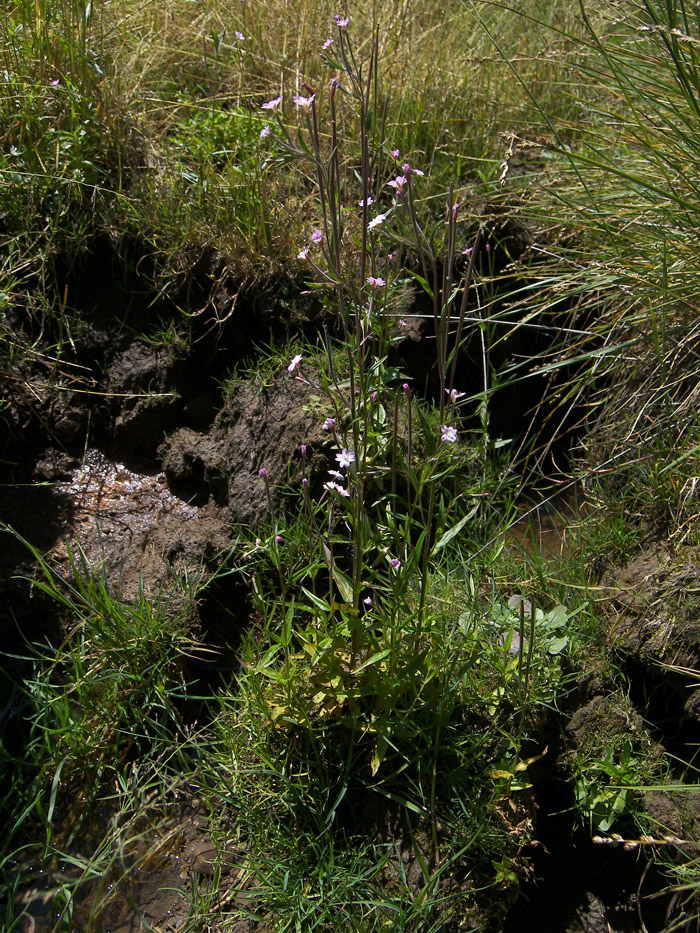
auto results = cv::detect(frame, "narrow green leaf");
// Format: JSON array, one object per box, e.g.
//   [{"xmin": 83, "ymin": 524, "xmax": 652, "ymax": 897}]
[
  {"xmin": 354, "ymin": 649, "xmax": 391, "ymax": 674},
  {"xmin": 432, "ymin": 504, "xmax": 480, "ymax": 555},
  {"xmin": 405, "ymin": 269, "xmax": 434, "ymax": 298},
  {"xmin": 301, "ymin": 587, "xmax": 331, "ymax": 614},
  {"xmin": 332, "ymin": 566, "xmax": 354, "ymax": 604}
]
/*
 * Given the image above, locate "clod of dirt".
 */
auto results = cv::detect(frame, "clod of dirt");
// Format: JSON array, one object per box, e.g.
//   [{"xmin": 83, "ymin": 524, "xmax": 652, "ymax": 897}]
[
  {"xmin": 565, "ymin": 693, "xmax": 649, "ymax": 756},
  {"xmin": 105, "ymin": 340, "xmax": 184, "ymax": 455},
  {"xmin": 606, "ymin": 545, "xmax": 700, "ymax": 723},
  {"xmin": 161, "ymin": 372, "xmax": 328, "ymax": 525},
  {"xmin": 46, "ymin": 448, "xmax": 230, "ymax": 602}
]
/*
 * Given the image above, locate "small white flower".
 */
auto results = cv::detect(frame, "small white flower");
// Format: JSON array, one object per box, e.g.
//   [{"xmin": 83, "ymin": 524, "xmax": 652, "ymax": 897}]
[
  {"xmin": 297, "ymin": 247, "xmax": 310, "ymax": 260},
  {"xmin": 260, "ymin": 125, "xmax": 271, "ymax": 139},
  {"xmin": 368, "ymin": 213, "xmax": 387, "ymax": 230},
  {"xmin": 335, "ymin": 448, "xmax": 356, "ymax": 469},
  {"xmin": 441, "ymin": 425, "xmax": 458, "ymax": 444},
  {"xmin": 325, "ymin": 481, "xmax": 350, "ymax": 497},
  {"xmin": 446, "ymin": 388, "xmax": 466, "ymax": 403},
  {"xmin": 288, "ymin": 353, "xmax": 303, "ymax": 372}
]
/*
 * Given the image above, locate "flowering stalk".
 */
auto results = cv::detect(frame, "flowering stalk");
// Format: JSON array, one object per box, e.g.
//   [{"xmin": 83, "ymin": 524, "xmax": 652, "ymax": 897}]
[{"xmin": 263, "ymin": 15, "xmax": 480, "ymax": 692}]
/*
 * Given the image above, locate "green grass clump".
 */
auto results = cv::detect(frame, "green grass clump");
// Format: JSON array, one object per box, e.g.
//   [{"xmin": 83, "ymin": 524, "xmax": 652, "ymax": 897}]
[
  {"xmin": 200, "ymin": 567, "xmax": 569, "ymax": 929},
  {"xmin": 0, "ymin": 535, "xmax": 209, "ymax": 930}
]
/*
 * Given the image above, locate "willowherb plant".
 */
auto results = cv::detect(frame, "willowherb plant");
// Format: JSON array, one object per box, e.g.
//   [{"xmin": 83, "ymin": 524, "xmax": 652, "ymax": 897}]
[{"xmin": 244, "ymin": 17, "xmax": 491, "ymax": 781}]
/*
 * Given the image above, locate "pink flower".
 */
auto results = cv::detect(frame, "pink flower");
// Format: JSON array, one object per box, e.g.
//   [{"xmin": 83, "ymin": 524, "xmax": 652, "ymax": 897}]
[
  {"xmin": 399, "ymin": 318, "xmax": 407, "ymax": 327},
  {"xmin": 367, "ymin": 276, "xmax": 385, "ymax": 289},
  {"xmin": 446, "ymin": 388, "xmax": 466, "ymax": 402},
  {"xmin": 335, "ymin": 448, "xmax": 356, "ymax": 469},
  {"xmin": 293, "ymin": 93, "xmax": 315, "ymax": 110},
  {"xmin": 325, "ymin": 481, "xmax": 350, "ymax": 497},
  {"xmin": 297, "ymin": 247, "xmax": 310, "ymax": 260},
  {"xmin": 402, "ymin": 162, "xmax": 424, "ymax": 179},
  {"xmin": 368, "ymin": 213, "xmax": 387, "ymax": 230},
  {"xmin": 310, "ymin": 229, "xmax": 323, "ymax": 245},
  {"xmin": 322, "ymin": 417, "xmax": 336, "ymax": 431},
  {"xmin": 322, "ymin": 37, "xmax": 334, "ymax": 49},
  {"xmin": 260, "ymin": 125, "xmax": 271, "ymax": 139},
  {"xmin": 259, "ymin": 468, "xmax": 268, "ymax": 479},
  {"xmin": 387, "ymin": 175, "xmax": 407, "ymax": 195},
  {"xmin": 235, "ymin": 31, "xmax": 245, "ymax": 41},
  {"xmin": 262, "ymin": 96, "xmax": 282, "ymax": 112},
  {"xmin": 452, "ymin": 202, "xmax": 460, "ymax": 219},
  {"xmin": 390, "ymin": 558, "xmax": 401, "ymax": 569},
  {"xmin": 328, "ymin": 470, "xmax": 344, "ymax": 481},
  {"xmin": 288, "ymin": 353, "xmax": 303, "ymax": 372},
  {"xmin": 441, "ymin": 425, "xmax": 458, "ymax": 444},
  {"xmin": 390, "ymin": 148, "xmax": 400, "ymax": 159},
  {"xmin": 335, "ymin": 14, "xmax": 350, "ymax": 27},
  {"xmin": 48, "ymin": 78, "xmax": 60, "ymax": 87},
  {"xmin": 363, "ymin": 596, "xmax": 373, "ymax": 607}
]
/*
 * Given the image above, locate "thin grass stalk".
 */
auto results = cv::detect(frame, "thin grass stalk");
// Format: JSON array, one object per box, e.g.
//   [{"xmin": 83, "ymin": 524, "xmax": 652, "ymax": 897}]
[
  {"xmin": 391, "ymin": 390, "xmax": 399, "ymax": 503},
  {"xmin": 405, "ymin": 385, "xmax": 413, "ymax": 518},
  {"xmin": 447, "ymin": 229, "xmax": 481, "ymax": 397},
  {"xmin": 439, "ymin": 184, "xmax": 457, "ymax": 424}
]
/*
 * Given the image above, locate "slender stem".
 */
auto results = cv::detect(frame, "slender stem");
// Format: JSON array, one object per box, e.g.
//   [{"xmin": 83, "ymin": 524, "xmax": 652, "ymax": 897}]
[{"xmin": 447, "ymin": 230, "xmax": 481, "ymax": 395}]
